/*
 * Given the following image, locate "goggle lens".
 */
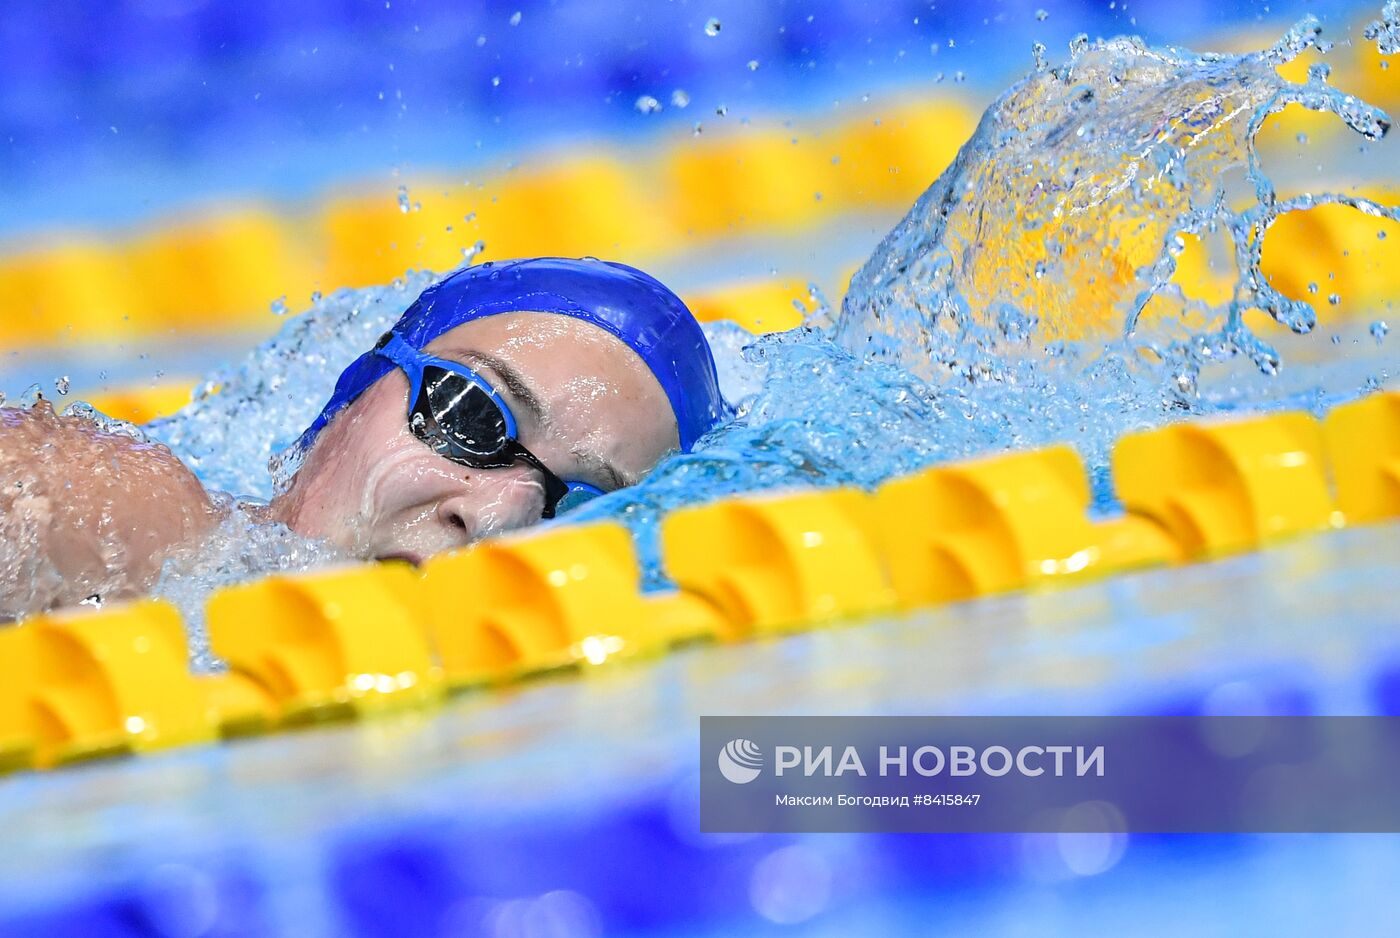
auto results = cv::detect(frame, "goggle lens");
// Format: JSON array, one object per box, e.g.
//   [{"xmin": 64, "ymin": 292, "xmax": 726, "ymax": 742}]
[
  {"xmin": 408, "ymin": 365, "xmax": 582, "ymax": 518},
  {"xmin": 414, "ymin": 366, "xmax": 510, "ymax": 463}
]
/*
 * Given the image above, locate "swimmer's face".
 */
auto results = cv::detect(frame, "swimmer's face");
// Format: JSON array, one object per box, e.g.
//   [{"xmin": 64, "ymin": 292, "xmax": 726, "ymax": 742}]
[{"xmin": 273, "ymin": 312, "xmax": 679, "ymax": 562}]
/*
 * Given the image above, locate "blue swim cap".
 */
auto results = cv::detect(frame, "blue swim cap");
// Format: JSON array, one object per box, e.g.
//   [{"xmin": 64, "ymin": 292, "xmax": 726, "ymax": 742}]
[{"xmin": 297, "ymin": 257, "xmax": 726, "ymax": 453}]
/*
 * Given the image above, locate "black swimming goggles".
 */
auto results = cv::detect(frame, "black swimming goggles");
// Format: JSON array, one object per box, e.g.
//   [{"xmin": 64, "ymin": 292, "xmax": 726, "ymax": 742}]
[{"xmin": 373, "ymin": 332, "xmax": 605, "ymax": 519}]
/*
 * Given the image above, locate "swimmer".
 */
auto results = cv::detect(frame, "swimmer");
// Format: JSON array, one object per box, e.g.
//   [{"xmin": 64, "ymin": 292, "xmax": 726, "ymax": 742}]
[{"xmin": 0, "ymin": 258, "xmax": 725, "ymax": 620}]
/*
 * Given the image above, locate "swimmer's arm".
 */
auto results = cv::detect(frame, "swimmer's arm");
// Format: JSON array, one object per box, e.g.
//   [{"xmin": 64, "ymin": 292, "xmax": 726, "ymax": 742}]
[{"xmin": 0, "ymin": 405, "xmax": 219, "ymax": 618}]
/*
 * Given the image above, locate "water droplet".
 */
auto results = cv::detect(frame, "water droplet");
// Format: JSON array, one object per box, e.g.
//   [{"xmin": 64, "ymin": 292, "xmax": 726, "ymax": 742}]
[
  {"xmin": 1307, "ymin": 282, "xmax": 1318, "ymax": 294},
  {"xmin": 1364, "ymin": 1, "xmax": 1400, "ymax": 55},
  {"xmin": 953, "ymin": 71, "xmax": 966, "ymax": 83},
  {"xmin": 55, "ymin": 376, "xmax": 70, "ymax": 396},
  {"xmin": 1069, "ymin": 33, "xmax": 1089, "ymax": 56},
  {"xmin": 704, "ymin": 17, "xmax": 721, "ymax": 37},
  {"xmin": 1035, "ymin": 8, "xmax": 1049, "ymax": 21},
  {"xmin": 671, "ymin": 89, "xmax": 691, "ymax": 108},
  {"xmin": 1296, "ymin": 132, "xmax": 1308, "ymax": 144},
  {"xmin": 270, "ymin": 296, "xmax": 289, "ymax": 315},
  {"xmin": 310, "ymin": 290, "xmax": 323, "ymax": 303},
  {"xmin": 692, "ymin": 122, "xmax": 704, "ymax": 135},
  {"xmin": 1372, "ymin": 320, "xmax": 1390, "ymax": 343},
  {"xmin": 635, "ymin": 94, "xmax": 661, "ymax": 114},
  {"xmin": 715, "ymin": 103, "xmax": 728, "ymax": 116},
  {"xmin": 491, "ymin": 75, "xmax": 501, "ymax": 87},
  {"xmin": 509, "ymin": 10, "xmax": 521, "ymax": 26},
  {"xmin": 1379, "ymin": 230, "xmax": 1388, "ymax": 240},
  {"xmin": 1032, "ymin": 42, "xmax": 1048, "ymax": 71},
  {"xmin": 1328, "ymin": 293, "xmax": 1341, "ymax": 305},
  {"xmin": 747, "ymin": 59, "xmax": 760, "ymax": 71},
  {"xmin": 396, "ymin": 185, "xmax": 411, "ymax": 212}
]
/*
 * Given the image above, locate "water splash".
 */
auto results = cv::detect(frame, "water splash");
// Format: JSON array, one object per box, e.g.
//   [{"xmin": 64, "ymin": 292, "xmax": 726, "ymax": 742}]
[
  {"xmin": 570, "ymin": 17, "xmax": 1399, "ymax": 585},
  {"xmin": 156, "ymin": 499, "xmax": 349, "ymax": 671},
  {"xmin": 151, "ymin": 272, "xmax": 437, "ymax": 498},
  {"xmin": 1364, "ymin": 0, "xmax": 1400, "ymax": 54},
  {"xmin": 837, "ymin": 18, "xmax": 1396, "ymax": 395}
]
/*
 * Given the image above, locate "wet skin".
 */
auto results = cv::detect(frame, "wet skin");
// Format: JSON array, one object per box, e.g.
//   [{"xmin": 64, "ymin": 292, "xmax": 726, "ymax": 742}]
[
  {"xmin": 0, "ymin": 401, "xmax": 219, "ymax": 619},
  {"xmin": 268, "ymin": 311, "xmax": 679, "ymax": 562},
  {"xmin": 0, "ymin": 311, "xmax": 679, "ymax": 617}
]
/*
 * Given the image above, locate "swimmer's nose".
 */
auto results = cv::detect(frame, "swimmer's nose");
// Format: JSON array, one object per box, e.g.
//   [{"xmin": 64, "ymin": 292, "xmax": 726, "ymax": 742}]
[
  {"xmin": 438, "ymin": 466, "xmax": 546, "ymax": 540},
  {"xmin": 435, "ymin": 497, "xmax": 477, "ymax": 543}
]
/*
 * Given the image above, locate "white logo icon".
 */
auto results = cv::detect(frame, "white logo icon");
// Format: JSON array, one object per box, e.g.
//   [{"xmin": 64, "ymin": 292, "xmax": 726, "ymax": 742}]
[{"xmin": 718, "ymin": 738, "xmax": 763, "ymax": 784}]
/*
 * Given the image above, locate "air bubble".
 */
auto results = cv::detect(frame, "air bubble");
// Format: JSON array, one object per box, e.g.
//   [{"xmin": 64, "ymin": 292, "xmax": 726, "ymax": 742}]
[
  {"xmin": 704, "ymin": 17, "xmax": 721, "ymax": 37},
  {"xmin": 635, "ymin": 95, "xmax": 661, "ymax": 114},
  {"xmin": 671, "ymin": 89, "xmax": 690, "ymax": 108}
]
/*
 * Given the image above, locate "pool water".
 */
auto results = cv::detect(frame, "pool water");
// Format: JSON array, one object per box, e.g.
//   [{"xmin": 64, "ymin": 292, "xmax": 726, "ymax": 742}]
[{"xmin": 1, "ymin": 519, "xmax": 1396, "ymax": 936}]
